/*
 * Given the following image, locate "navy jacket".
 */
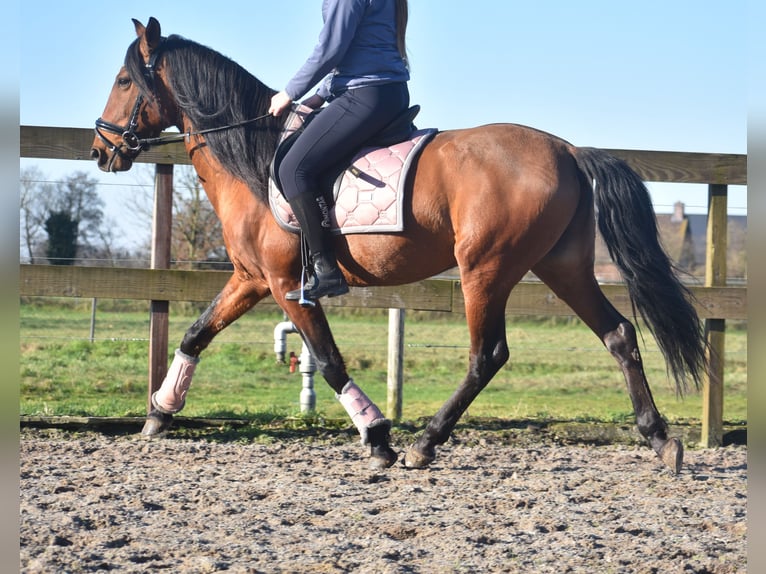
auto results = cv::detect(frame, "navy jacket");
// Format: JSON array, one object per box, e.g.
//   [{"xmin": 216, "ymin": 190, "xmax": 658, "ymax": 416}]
[{"xmin": 285, "ymin": 0, "xmax": 409, "ymax": 101}]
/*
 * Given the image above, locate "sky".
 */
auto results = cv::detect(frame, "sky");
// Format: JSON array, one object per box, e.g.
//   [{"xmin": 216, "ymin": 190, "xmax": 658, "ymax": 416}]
[{"xmin": 19, "ymin": 1, "xmax": 748, "ymax": 251}]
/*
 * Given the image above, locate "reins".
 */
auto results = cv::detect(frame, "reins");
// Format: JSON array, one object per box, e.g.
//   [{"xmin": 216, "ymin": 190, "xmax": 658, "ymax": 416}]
[{"xmin": 138, "ymin": 112, "xmax": 274, "ymax": 149}]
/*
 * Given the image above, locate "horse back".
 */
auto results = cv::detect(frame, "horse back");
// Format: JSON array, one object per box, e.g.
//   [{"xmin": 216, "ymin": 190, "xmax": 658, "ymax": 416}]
[{"xmin": 411, "ymin": 123, "xmax": 581, "ymax": 224}]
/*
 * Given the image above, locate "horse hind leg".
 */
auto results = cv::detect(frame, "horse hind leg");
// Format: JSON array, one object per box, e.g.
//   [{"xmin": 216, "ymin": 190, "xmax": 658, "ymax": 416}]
[
  {"xmin": 533, "ymin": 262, "xmax": 683, "ymax": 474},
  {"xmin": 404, "ymin": 277, "xmax": 512, "ymax": 469},
  {"xmin": 603, "ymin": 321, "xmax": 683, "ymax": 473},
  {"xmin": 142, "ymin": 275, "xmax": 265, "ymax": 436}
]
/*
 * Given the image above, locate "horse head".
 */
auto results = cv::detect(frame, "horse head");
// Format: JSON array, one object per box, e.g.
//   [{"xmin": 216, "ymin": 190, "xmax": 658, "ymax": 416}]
[{"xmin": 91, "ymin": 17, "xmax": 176, "ymax": 172}]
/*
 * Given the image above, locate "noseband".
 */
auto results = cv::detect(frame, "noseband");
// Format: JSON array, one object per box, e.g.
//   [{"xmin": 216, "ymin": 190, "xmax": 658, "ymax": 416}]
[{"xmin": 94, "ymin": 94, "xmax": 146, "ymax": 158}]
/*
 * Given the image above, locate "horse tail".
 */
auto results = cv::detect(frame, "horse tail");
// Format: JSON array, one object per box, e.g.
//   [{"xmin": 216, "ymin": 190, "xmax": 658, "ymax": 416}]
[{"xmin": 572, "ymin": 146, "xmax": 707, "ymax": 392}]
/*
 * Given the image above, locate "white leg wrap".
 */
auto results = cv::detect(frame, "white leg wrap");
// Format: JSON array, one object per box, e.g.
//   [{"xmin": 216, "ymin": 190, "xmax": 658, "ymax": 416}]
[
  {"xmin": 336, "ymin": 379, "xmax": 386, "ymax": 445},
  {"xmin": 151, "ymin": 349, "xmax": 200, "ymax": 414}
]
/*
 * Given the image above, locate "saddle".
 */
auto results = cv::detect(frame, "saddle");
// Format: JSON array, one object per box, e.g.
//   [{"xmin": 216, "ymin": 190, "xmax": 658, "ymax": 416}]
[{"xmin": 269, "ymin": 104, "xmax": 437, "ymax": 235}]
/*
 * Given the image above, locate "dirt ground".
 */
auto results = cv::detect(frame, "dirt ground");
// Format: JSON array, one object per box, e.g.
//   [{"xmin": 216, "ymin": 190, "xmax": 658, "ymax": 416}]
[{"xmin": 20, "ymin": 425, "xmax": 746, "ymax": 573}]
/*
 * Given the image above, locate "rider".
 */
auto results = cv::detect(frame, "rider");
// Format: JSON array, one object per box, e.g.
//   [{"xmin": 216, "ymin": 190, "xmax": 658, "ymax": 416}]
[{"xmin": 269, "ymin": 0, "xmax": 410, "ymax": 303}]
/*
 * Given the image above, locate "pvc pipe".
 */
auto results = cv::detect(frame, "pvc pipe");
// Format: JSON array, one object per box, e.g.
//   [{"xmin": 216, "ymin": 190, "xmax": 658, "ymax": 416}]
[
  {"xmin": 273, "ymin": 320, "xmax": 316, "ymax": 413},
  {"xmin": 299, "ymin": 341, "xmax": 316, "ymax": 413},
  {"xmin": 273, "ymin": 320, "xmax": 299, "ymax": 363}
]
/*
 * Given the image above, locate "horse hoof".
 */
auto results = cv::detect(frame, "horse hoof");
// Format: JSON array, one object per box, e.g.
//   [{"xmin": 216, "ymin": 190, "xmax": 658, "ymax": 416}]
[
  {"xmin": 141, "ymin": 410, "xmax": 173, "ymax": 437},
  {"xmin": 404, "ymin": 445, "xmax": 435, "ymax": 469},
  {"xmin": 369, "ymin": 446, "xmax": 398, "ymax": 470},
  {"xmin": 659, "ymin": 437, "xmax": 683, "ymax": 474}
]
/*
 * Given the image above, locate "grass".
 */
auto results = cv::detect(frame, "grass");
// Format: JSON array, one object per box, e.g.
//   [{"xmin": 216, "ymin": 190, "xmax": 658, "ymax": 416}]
[{"xmin": 19, "ymin": 298, "xmax": 748, "ymax": 426}]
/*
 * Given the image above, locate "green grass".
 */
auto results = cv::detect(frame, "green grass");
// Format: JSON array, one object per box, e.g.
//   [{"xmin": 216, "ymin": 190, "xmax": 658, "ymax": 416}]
[{"xmin": 20, "ymin": 298, "xmax": 748, "ymax": 425}]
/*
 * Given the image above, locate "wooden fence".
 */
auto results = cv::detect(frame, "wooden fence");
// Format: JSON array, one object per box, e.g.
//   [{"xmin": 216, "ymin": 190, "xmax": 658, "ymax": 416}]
[{"xmin": 20, "ymin": 126, "xmax": 747, "ymax": 446}]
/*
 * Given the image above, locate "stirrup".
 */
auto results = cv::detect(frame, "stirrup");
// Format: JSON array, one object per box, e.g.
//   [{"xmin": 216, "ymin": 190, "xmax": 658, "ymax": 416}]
[
  {"xmin": 286, "ymin": 276, "xmax": 349, "ymax": 305},
  {"xmin": 285, "ymin": 266, "xmax": 317, "ymax": 307}
]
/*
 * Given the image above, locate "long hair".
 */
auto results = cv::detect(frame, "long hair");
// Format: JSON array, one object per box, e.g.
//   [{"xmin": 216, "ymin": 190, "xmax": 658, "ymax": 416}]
[
  {"xmin": 124, "ymin": 34, "xmax": 285, "ymax": 202},
  {"xmin": 395, "ymin": 0, "xmax": 408, "ymax": 61}
]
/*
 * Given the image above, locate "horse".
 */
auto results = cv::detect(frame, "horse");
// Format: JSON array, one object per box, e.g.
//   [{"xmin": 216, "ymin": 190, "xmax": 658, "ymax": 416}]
[{"xmin": 91, "ymin": 17, "xmax": 707, "ymax": 474}]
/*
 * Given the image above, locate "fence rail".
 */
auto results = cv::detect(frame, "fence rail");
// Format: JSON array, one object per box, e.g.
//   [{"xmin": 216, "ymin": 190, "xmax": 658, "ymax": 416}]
[
  {"xmin": 19, "ymin": 265, "xmax": 747, "ymax": 320},
  {"xmin": 20, "ymin": 125, "xmax": 747, "ymax": 446},
  {"xmin": 21, "ymin": 126, "xmax": 748, "ymax": 185}
]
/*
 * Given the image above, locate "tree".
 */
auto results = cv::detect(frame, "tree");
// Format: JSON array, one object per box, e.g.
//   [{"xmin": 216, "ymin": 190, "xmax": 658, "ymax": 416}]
[
  {"xmin": 172, "ymin": 167, "xmax": 228, "ymax": 269},
  {"xmin": 19, "ymin": 167, "xmax": 50, "ymax": 263},
  {"xmin": 44, "ymin": 211, "xmax": 78, "ymax": 265},
  {"xmin": 52, "ymin": 171, "xmax": 105, "ymax": 251},
  {"xmin": 20, "ymin": 168, "xmax": 108, "ymax": 265},
  {"xmin": 128, "ymin": 165, "xmax": 229, "ymax": 269}
]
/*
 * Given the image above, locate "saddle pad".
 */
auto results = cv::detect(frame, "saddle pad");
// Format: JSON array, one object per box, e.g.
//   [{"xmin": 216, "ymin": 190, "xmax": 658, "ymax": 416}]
[{"xmin": 269, "ymin": 107, "xmax": 437, "ymax": 235}]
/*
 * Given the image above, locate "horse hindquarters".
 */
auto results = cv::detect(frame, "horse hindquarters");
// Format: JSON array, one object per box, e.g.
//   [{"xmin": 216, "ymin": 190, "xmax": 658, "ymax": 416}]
[
  {"xmin": 404, "ymin": 133, "xmax": 584, "ymax": 468},
  {"xmin": 532, "ymin": 147, "xmax": 706, "ymax": 473}
]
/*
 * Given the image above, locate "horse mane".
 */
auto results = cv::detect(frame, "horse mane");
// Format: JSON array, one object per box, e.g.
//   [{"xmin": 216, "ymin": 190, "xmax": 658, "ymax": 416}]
[{"xmin": 125, "ymin": 34, "xmax": 285, "ymax": 201}]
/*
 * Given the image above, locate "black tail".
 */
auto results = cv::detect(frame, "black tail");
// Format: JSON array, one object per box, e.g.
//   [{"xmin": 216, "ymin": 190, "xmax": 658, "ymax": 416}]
[{"xmin": 573, "ymin": 147, "xmax": 706, "ymax": 392}]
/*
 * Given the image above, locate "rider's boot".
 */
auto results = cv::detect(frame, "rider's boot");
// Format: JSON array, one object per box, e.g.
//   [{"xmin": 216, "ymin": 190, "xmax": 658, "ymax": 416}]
[{"xmin": 285, "ymin": 193, "xmax": 349, "ymax": 302}]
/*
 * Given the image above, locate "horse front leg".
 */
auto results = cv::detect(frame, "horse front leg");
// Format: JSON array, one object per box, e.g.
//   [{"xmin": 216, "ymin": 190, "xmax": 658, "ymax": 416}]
[
  {"xmin": 142, "ymin": 274, "xmax": 264, "ymax": 436},
  {"xmin": 285, "ymin": 301, "xmax": 398, "ymax": 470}
]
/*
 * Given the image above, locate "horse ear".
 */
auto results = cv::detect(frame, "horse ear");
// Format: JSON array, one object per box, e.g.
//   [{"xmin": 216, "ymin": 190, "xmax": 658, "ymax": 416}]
[
  {"xmin": 132, "ymin": 17, "xmax": 162, "ymax": 52},
  {"xmin": 132, "ymin": 18, "xmax": 145, "ymax": 38},
  {"xmin": 145, "ymin": 17, "xmax": 162, "ymax": 50}
]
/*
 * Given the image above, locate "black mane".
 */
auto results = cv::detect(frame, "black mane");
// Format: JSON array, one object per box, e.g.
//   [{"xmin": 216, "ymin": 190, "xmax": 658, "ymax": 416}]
[{"xmin": 125, "ymin": 34, "xmax": 285, "ymax": 201}]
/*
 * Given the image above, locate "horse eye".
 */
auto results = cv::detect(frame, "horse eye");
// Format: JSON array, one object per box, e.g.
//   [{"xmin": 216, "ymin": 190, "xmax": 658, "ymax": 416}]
[{"xmin": 117, "ymin": 77, "xmax": 132, "ymax": 88}]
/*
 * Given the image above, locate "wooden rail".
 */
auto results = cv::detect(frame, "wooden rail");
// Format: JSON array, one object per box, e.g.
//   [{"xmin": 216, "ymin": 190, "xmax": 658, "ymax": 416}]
[
  {"xmin": 20, "ymin": 125, "xmax": 748, "ymax": 184},
  {"xmin": 19, "ymin": 265, "xmax": 747, "ymax": 320},
  {"xmin": 20, "ymin": 125, "xmax": 747, "ymax": 446}
]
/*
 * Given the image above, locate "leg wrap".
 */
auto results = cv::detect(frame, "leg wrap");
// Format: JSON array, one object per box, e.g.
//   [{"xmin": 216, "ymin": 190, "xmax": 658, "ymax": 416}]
[
  {"xmin": 151, "ymin": 349, "xmax": 199, "ymax": 414},
  {"xmin": 336, "ymin": 380, "xmax": 387, "ymax": 445}
]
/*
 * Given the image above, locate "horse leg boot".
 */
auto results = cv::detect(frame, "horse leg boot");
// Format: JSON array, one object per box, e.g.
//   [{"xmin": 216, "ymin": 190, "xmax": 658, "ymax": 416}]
[
  {"xmin": 285, "ymin": 193, "xmax": 349, "ymax": 303},
  {"xmin": 336, "ymin": 379, "xmax": 396, "ymax": 470},
  {"xmin": 292, "ymin": 306, "xmax": 397, "ymax": 469},
  {"xmin": 151, "ymin": 349, "xmax": 199, "ymax": 414},
  {"xmin": 141, "ymin": 349, "xmax": 199, "ymax": 436}
]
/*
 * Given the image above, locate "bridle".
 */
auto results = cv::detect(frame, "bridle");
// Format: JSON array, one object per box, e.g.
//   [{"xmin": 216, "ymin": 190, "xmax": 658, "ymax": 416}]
[
  {"xmin": 94, "ymin": 42, "xmax": 272, "ymax": 161},
  {"xmin": 94, "ymin": 48, "xmax": 163, "ymax": 162}
]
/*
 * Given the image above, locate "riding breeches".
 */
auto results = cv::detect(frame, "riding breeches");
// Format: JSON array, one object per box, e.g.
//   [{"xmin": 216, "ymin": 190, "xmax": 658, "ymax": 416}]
[{"xmin": 277, "ymin": 82, "xmax": 410, "ymax": 201}]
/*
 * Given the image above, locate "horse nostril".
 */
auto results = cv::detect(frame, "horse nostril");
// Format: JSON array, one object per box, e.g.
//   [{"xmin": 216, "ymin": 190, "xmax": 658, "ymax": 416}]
[{"xmin": 90, "ymin": 148, "xmax": 101, "ymax": 161}]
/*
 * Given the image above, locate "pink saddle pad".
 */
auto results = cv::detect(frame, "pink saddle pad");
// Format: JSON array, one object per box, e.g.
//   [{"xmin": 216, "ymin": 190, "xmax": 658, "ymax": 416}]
[{"xmin": 269, "ymin": 105, "xmax": 437, "ymax": 235}]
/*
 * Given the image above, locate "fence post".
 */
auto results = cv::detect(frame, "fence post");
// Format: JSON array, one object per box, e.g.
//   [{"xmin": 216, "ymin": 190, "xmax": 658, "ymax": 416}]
[
  {"xmin": 89, "ymin": 298, "xmax": 97, "ymax": 343},
  {"xmin": 147, "ymin": 164, "xmax": 173, "ymax": 414},
  {"xmin": 387, "ymin": 308, "xmax": 404, "ymax": 422},
  {"xmin": 701, "ymin": 183, "xmax": 727, "ymax": 447}
]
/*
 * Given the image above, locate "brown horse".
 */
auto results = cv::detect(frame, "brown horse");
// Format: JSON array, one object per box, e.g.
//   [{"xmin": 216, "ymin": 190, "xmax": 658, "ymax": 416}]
[{"xmin": 91, "ymin": 17, "xmax": 706, "ymax": 473}]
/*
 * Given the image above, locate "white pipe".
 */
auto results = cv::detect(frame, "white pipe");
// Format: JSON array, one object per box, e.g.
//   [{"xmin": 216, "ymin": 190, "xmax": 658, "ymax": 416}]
[
  {"xmin": 273, "ymin": 320, "xmax": 316, "ymax": 413},
  {"xmin": 299, "ymin": 341, "xmax": 316, "ymax": 413},
  {"xmin": 273, "ymin": 320, "xmax": 299, "ymax": 363}
]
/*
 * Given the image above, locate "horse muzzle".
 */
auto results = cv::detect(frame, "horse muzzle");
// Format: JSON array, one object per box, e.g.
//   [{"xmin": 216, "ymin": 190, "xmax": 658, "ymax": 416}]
[
  {"xmin": 90, "ymin": 142, "xmax": 134, "ymax": 173},
  {"xmin": 91, "ymin": 124, "xmax": 140, "ymax": 173}
]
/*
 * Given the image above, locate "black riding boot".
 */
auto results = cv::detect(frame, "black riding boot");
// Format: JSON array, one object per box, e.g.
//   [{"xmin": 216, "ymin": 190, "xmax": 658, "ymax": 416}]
[{"xmin": 285, "ymin": 194, "xmax": 349, "ymax": 302}]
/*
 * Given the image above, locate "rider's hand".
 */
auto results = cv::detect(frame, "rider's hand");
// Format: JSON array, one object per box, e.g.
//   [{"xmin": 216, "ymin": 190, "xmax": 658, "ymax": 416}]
[{"xmin": 269, "ymin": 90, "xmax": 293, "ymax": 116}]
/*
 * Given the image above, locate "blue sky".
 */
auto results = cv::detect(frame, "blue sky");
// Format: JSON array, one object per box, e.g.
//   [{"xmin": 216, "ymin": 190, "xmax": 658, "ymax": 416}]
[{"xmin": 19, "ymin": 1, "xmax": 747, "ymax": 249}]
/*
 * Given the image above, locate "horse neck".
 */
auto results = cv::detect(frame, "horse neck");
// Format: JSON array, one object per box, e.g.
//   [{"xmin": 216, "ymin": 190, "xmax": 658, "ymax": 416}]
[
  {"xmin": 180, "ymin": 122, "xmax": 273, "ymax": 226},
  {"xmin": 183, "ymin": 132, "xmax": 290, "ymax": 277}
]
